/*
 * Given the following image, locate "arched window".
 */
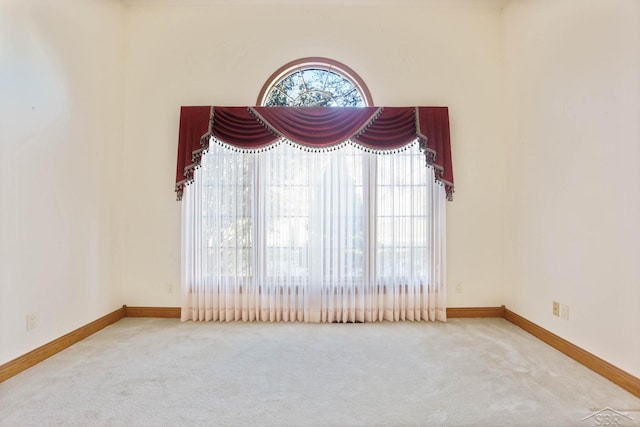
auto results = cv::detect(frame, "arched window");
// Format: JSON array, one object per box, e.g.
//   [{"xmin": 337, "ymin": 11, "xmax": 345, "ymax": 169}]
[
  {"xmin": 180, "ymin": 59, "xmax": 448, "ymax": 323},
  {"xmin": 257, "ymin": 57, "xmax": 373, "ymax": 107}
]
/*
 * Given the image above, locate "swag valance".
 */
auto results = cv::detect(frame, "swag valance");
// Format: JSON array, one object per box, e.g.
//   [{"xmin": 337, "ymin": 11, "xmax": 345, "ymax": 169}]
[{"xmin": 176, "ymin": 106, "xmax": 454, "ymax": 200}]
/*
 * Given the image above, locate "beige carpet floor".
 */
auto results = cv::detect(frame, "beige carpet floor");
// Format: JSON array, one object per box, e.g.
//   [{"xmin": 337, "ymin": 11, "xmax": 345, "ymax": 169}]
[{"xmin": 0, "ymin": 318, "xmax": 638, "ymax": 426}]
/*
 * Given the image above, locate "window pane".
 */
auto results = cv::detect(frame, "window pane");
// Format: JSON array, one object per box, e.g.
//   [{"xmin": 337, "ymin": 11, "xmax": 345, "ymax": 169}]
[
  {"xmin": 266, "ymin": 68, "xmax": 365, "ymax": 107},
  {"xmin": 301, "ymin": 69, "xmax": 327, "ymax": 91}
]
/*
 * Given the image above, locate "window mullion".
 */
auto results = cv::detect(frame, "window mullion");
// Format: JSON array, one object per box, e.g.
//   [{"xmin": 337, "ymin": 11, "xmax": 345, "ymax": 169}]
[
  {"xmin": 252, "ymin": 154, "xmax": 262, "ymax": 287},
  {"xmin": 365, "ymin": 153, "xmax": 377, "ymax": 288}
]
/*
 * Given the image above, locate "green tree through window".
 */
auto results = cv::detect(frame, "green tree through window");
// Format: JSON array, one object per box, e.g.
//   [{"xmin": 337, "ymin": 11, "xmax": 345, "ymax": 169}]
[{"xmin": 258, "ymin": 57, "xmax": 372, "ymax": 107}]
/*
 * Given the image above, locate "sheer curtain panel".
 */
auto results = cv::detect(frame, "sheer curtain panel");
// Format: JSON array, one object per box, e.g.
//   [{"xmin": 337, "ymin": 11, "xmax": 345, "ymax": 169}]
[{"xmin": 177, "ymin": 107, "xmax": 453, "ymax": 323}]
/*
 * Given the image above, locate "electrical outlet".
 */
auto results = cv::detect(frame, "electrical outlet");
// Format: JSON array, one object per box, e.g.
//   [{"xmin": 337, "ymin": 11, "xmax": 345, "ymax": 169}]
[
  {"xmin": 455, "ymin": 283, "xmax": 463, "ymax": 294},
  {"xmin": 26, "ymin": 313, "xmax": 37, "ymax": 331},
  {"xmin": 552, "ymin": 301, "xmax": 560, "ymax": 317},
  {"xmin": 561, "ymin": 304, "xmax": 569, "ymax": 320},
  {"xmin": 167, "ymin": 283, "xmax": 175, "ymax": 294}
]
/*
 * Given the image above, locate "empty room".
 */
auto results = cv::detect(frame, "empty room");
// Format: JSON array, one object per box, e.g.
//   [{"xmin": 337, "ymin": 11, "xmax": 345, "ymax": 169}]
[{"xmin": 1, "ymin": 0, "xmax": 639, "ymax": 425}]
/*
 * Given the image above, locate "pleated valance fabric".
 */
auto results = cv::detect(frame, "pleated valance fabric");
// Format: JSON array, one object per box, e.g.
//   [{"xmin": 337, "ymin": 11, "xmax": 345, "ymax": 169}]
[{"xmin": 175, "ymin": 106, "xmax": 454, "ymax": 200}]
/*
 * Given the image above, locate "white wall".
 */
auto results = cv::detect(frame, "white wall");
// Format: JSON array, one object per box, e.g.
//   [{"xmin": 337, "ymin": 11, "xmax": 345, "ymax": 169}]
[
  {"xmin": 0, "ymin": 0, "xmax": 125, "ymax": 365},
  {"xmin": 503, "ymin": 0, "xmax": 640, "ymax": 377},
  {"xmin": 120, "ymin": 1, "xmax": 507, "ymax": 308},
  {"xmin": 1, "ymin": 0, "xmax": 637, "ymax": 381}
]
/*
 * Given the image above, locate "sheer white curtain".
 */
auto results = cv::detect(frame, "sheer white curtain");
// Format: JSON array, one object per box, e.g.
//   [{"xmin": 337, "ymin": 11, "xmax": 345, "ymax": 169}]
[{"xmin": 181, "ymin": 140, "xmax": 446, "ymax": 322}]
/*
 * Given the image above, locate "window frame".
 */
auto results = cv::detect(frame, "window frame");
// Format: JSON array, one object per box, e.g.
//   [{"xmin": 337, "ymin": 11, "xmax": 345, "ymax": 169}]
[{"xmin": 256, "ymin": 57, "xmax": 374, "ymax": 107}]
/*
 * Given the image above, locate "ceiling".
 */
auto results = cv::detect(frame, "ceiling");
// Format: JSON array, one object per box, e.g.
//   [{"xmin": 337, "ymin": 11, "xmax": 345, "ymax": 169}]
[{"xmin": 122, "ymin": 0, "xmax": 511, "ymax": 9}]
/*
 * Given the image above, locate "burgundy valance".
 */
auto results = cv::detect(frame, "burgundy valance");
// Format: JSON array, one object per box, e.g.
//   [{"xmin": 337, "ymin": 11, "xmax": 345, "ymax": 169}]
[{"xmin": 176, "ymin": 106, "xmax": 454, "ymax": 200}]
